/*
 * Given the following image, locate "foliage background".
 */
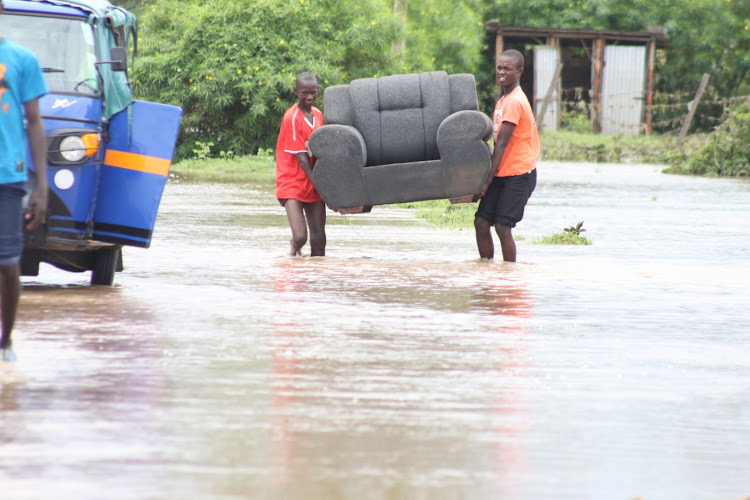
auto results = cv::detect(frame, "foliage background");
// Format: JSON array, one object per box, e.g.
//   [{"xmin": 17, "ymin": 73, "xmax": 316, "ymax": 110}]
[
  {"xmin": 129, "ymin": 0, "xmax": 401, "ymax": 158},
  {"xmin": 116, "ymin": 0, "xmax": 750, "ymax": 164},
  {"xmin": 664, "ymin": 102, "xmax": 750, "ymax": 177}
]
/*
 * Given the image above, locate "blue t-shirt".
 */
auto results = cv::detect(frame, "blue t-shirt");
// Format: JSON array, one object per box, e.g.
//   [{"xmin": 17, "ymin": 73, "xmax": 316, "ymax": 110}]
[{"xmin": 0, "ymin": 39, "xmax": 48, "ymax": 184}]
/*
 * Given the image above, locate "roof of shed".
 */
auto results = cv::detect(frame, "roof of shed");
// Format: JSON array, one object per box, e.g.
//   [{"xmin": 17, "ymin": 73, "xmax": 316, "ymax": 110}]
[{"xmin": 486, "ymin": 21, "xmax": 668, "ymax": 48}]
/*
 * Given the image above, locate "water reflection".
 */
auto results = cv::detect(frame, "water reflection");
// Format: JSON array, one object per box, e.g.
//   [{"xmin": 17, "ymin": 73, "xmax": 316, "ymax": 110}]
[
  {"xmin": 265, "ymin": 257, "xmax": 538, "ymax": 499},
  {"xmin": 2, "ymin": 284, "xmax": 166, "ymax": 499}
]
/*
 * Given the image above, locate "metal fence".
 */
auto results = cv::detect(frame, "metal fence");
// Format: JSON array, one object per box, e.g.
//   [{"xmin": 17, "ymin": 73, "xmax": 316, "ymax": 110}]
[{"xmin": 558, "ymin": 86, "xmax": 750, "ymax": 135}]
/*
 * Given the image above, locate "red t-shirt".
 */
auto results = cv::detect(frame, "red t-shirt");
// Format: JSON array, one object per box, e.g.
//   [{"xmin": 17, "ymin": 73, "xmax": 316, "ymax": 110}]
[
  {"xmin": 493, "ymin": 86, "xmax": 540, "ymax": 177},
  {"xmin": 275, "ymin": 103, "xmax": 324, "ymax": 202}
]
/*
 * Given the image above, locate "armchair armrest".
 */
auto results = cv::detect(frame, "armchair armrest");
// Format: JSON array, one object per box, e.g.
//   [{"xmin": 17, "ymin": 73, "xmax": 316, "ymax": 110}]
[
  {"xmin": 436, "ymin": 110, "xmax": 493, "ymax": 198},
  {"xmin": 308, "ymin": 125, "xmax": 371, "ymax": 210},
  {"xmin": 437, "ymin": 110, "xmax": 493, "ymax": 145}
]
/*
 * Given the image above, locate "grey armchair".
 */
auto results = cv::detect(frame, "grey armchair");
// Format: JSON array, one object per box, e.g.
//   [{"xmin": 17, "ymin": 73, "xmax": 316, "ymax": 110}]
[{"xmin": 308, "ymin": 71, "xmax": 493, "ymax": 213}]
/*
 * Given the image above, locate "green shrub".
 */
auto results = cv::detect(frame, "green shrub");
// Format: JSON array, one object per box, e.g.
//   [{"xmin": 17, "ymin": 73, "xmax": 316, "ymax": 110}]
[
  {"xmin": 561, "ymin": 112, "xmax": 591, "ymax": 134},
  {"xmin": 532, "ymin": 222, "xmax": 592, "ymax": 245},
  {"xmin": 666, "ymin": 102, "xmax": 750, "ymax": 176},
  {"xmin": 532, "ymin": 232, "xmax": 592, "ymax": 245}
]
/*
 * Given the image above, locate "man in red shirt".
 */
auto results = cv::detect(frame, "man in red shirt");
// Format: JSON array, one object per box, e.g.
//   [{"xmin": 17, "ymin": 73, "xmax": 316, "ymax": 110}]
[
  {"xmin": 275, "ymin": 72, "xmax": 326, "ymax": 257},
  {"xmin": 475, "ymin": 49, "xmax": 540, "ymax": 262}
]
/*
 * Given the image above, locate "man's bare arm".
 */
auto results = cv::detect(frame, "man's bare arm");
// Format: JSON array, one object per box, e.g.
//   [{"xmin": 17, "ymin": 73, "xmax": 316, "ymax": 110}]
[
  {"xmin": 24, "ymin": 98, "xmax": 48, "ymax": 230},
  {"xmin": 296, "ymin": 152, "xmax": 314, "ymax": 181},
  {"xmin": 480, "ymin": 121, "xmax": 516, "ymax": 198}
]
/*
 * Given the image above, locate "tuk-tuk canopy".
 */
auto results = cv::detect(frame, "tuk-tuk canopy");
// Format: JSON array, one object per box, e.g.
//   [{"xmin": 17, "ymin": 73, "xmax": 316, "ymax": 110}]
[{"xmin": 29, "ymin": 0, "xmax": 137, "ymax": 122}]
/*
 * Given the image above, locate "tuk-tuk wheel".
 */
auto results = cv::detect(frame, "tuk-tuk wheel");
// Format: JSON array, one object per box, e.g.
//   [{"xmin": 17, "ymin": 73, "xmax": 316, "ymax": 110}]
[{"xmin": 91, "ymin": 247, "xmax": 120, "ymax": 286}]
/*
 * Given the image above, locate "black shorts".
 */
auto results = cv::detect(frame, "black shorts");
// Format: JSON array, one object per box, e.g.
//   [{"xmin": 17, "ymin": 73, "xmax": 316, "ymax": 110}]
[
  {"xmin": 475, "ymin": 169, "xmax": 536, "ymax": 228},
  {"xmin": 278, "ymin": 198, "xmax": 324, "ymax": 207}
]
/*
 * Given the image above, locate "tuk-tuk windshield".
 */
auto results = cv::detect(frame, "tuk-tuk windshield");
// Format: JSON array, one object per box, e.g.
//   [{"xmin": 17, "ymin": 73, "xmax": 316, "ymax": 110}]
[{"xmin": 0, "ymin": 14, "xmax": 99, "ymax": 95}]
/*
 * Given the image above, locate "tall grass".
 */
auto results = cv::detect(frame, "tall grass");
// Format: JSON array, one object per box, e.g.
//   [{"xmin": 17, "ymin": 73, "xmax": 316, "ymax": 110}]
[
  {"xmin": 171, "ymin": 154, "xmax": 275, "ymax": 183},
  {"xmin": 397, "ymin": 199, "xmax": 476, "ymax": 229},
  {"xmin": 539, "ymin": 130, "xmax": 693, "ymax": 164}
]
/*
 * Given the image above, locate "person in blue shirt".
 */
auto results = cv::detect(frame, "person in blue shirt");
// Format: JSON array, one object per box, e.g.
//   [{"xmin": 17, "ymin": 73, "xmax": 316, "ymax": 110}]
[{"xmin": 0, "ymin": 0, "xmax": 49, "ymax": 362}]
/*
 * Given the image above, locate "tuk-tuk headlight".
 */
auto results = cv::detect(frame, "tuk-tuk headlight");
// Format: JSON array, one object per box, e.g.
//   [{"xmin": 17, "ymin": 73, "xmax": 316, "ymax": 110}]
[
  {"xmin": 59, "ymin": 136, "xmax": 87, "ymax": 162},
  {"xmin": 49, "ymin": 130, "xmax": 100, "ymax": 166}
]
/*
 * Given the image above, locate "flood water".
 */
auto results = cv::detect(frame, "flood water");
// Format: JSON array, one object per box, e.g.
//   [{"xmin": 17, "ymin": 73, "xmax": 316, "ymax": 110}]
[{"xmin": 3, "ymin": 161, "xmax": 750, "ymax": 499}]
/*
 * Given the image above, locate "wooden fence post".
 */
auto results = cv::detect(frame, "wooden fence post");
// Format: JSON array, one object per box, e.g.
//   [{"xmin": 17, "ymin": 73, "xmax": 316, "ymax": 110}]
[
  {"xmin": 536, "ymin": 62, "xmax": 563, "ymax": 132},
  {"xmin": 644, "ymin": 38, "xmax": 657, "ymax": 134},
  {"xmin": 494, "ymin": 33, "xmax": 504, "ymax": 100},
  {"xmin": 591, "ymin": 38, "xmax": 605, "ymax": 133},
  {"xmin": 679, "ymin": 73, "xmax": 710, "ymax": 141}
]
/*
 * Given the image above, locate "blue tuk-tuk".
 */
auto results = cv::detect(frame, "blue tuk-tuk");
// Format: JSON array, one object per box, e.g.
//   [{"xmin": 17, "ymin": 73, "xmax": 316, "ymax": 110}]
[{"xmin": 1, "ymin": 0, "xmax": 181, "ymax": 285}]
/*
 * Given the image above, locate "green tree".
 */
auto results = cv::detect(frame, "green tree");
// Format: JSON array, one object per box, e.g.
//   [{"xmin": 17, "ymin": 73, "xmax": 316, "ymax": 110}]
[
  {"xmin": 110, "ymin": 0, "xmax": 147, "ymax": 14},
  {"xmin": 400, "ymin": 0, "xmax": 485, "ymax": 75},
  {"xmin": 134, "ymin": 0, "xmax": 400, "ymax": 158}
]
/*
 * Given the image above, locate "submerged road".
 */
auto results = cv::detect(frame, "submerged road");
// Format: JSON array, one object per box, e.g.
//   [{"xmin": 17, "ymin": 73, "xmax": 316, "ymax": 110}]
[{"xmin": 3, "ymin": 161, "xmax": 750, "ymax": 499}]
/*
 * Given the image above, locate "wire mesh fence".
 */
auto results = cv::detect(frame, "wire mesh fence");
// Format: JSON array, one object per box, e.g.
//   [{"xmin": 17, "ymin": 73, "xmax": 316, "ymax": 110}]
[{"xmin": 558, "ymin": 86, "xmax": 750, "ymax": 135}]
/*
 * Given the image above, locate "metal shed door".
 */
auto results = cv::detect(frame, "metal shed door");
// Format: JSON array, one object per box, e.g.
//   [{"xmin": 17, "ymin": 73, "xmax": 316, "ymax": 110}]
[
  {"xmin": 601, "ymin": 45, "xmax": 646, "ymax": 135},
  {"xmin": 533, "ymin": 46, "xmax": 560, "ymax": 132}
]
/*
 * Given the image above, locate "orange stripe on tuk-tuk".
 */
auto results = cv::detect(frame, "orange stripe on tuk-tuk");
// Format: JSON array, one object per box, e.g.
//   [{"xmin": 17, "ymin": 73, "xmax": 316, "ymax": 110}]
[{"xmin": 104, "ymin": 150, "xmax": 172, "ymax": 176}]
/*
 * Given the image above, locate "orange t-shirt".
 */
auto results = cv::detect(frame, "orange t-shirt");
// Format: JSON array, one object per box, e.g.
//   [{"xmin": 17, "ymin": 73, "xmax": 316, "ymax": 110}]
[
  {"xmin": 275, "ymin": 103, "xmax": 324, "ymax": 202},
  {"xmin": 493, "ymin": 86, "xmax": 540, "ymax": 177}
]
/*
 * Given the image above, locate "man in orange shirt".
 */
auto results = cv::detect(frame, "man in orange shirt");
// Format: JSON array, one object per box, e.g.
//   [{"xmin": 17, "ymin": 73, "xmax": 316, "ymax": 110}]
[
  {"xmin": 275, "ymin": 72, "xmax": 326, "ymax": 257},
  {"xmin": 475, "ymin": 49, "xmax": 539, "ymax": 262}
]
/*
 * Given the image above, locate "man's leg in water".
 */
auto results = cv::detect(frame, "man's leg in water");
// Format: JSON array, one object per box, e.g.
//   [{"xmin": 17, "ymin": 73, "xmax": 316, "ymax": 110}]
[
  {"xmin": 304, "ymin": 201, "xmax": 326, "ymax": 257},
  {"xmin": 474, "ymin": 216, "xmax": 495, "ymax": 259},
  {"xmin": 0, "ymin": 183, "xmax": 24, "ymax": 362},
  {"xmin": 0, "ymin": 263, "xmax": 20, "ymax": 362},
  {"xmin": 284, "ymin": 199, "xmax": 308, "ymax": 256},
  {"xmin": 495, "ymin": 224, "xmax": 516, "ymax": 262}
]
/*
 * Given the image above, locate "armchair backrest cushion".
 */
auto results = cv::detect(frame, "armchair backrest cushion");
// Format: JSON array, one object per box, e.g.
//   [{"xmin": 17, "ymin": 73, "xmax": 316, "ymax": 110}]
[{"xmin": 322, "ymin": 71, "xmax": 478, "ymax": 167}]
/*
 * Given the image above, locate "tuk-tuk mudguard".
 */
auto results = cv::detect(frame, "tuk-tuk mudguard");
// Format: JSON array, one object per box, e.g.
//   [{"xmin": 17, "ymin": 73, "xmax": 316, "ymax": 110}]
[{"xmin": 93, "ymin": 100, "xmax": 182, "ymax": 248}]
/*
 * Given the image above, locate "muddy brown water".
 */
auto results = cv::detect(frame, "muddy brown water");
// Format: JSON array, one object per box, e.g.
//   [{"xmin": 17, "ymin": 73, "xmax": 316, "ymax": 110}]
[{"xmin": 2, "ymin": 162, "xmax": 749, "ymax": 499}]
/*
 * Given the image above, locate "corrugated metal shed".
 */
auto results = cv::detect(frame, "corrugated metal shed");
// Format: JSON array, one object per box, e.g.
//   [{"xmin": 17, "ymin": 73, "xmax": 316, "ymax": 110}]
[
  {"xmin": 534, "ymin": 46, "xmax": 560, "ymax": 132},
  {"xmin": 486, "ymin": 23, "xmax": 668, "ymax": 135},
  {"xmin": 601, "ymin": 45, "xmax": 647, "ymax": 135}
]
